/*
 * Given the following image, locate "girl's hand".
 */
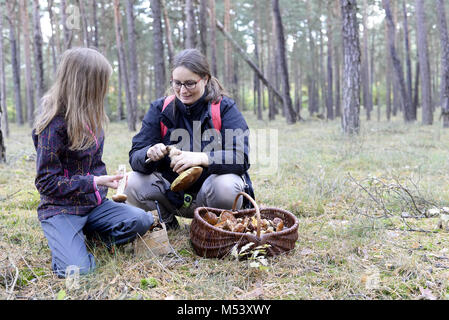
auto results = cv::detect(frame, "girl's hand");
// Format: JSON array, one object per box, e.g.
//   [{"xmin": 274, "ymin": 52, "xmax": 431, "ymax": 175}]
[
  {"xmin": 170, "ymin": 151, "xmax": 209, "ymax": 174},
  {"xmin": 146, "ymin": 143, "xmax": 168, "ymax": 162},
  {"xmin": 94, "ymin": 174, "xmax": 124, "ymax": 189}
]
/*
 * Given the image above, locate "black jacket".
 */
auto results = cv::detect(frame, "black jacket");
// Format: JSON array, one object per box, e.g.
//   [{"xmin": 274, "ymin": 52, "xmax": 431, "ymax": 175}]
[{"xmin": 129, "ymin": 94, "xmax": 254, "ymax": 208}]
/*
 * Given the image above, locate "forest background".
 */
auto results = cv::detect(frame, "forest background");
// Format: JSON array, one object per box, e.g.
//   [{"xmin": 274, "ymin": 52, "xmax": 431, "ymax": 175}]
[{"xmin": 2, "ymin": 0, "xmax": 449, "ymax": 300}]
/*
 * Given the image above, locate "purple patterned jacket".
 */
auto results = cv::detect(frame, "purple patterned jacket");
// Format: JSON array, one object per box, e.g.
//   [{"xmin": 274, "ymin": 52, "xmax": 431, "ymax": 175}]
[{"xmin": 32, "ymin": 115, "xmax": 108, "ymax": 221}]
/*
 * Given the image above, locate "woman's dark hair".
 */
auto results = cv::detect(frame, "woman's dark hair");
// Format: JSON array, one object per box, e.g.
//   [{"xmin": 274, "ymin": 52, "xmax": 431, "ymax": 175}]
[{"xmin": 171, "ymin": 49, "xmax": 228, "ymax": 103}]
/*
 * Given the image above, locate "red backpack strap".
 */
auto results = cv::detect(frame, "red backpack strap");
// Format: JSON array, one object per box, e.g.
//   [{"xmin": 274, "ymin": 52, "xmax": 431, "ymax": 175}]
[
  {"xmin": 160, "ymin": 95, "xmax": 175, "ymax": 138},
  {"xmin": 210, "ymin": 97, "xmax": 222, "ymax": 132}
]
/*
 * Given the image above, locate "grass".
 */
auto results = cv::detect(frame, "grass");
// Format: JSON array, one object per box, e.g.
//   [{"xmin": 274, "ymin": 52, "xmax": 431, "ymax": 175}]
[{"xmin": 2, "ymin": 110, "xmax": 449, "ymax": 300}]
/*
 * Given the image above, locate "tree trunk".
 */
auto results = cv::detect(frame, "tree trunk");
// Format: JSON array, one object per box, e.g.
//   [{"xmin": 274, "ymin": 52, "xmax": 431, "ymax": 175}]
[
  {"xmin": 383, "ymin": 0, "xmax": 413, "ymax": 122},
  {"xmin": 60, "ymin": 0, "xmax": 72, "ymax": 49},
  {"xmin": 307, "ymin": 12, "xmax": 318, "ymax": 115},
  {"xmin": 272, "ymin": 0, "xmax": 296, "ymax": 124},
  {"xmin": 47, "ymin": 0, "xmax": 58, "ymax": 74},
  {"xmin": 77, "ymin": 0, "xmax": 90, "ymax": 47},
  {"xmin": 415, "ymin": 0, "xmax": 433, "ymax": 125},
  {"xmin": 361, "ymin": 0, "xmax": 372, "ymax": 120},
  {"xmin": 253, "ymin": 0, "xmax": 262, "ymax": 120},
  {"xmin": 333, "ymin": 0, "xmax": 342, "ymax": 118},
  {"xmin": 117, "ymin": 50, "xmax": 124, "ymax": 121},
  {"xmin": 0, "ymin": 2, "xmax": 9, "ymax": 137},
  {"xmin": 437, "ymin": 0, "xmax": 449, "ymax": 127},
  {"xmin": 224, "ymin": 0, "xmax": 232, "ymax": 89},
  {"xmin": 20, "ymin": 0, "xmax": 35, "ymax": 128},
  {"xmin": 402, "ymin": 0, "xmax": 413, "ymax": 119},
  {"xmin": 161, "ymin": 0, "xmax": 174, "ymax": 67},
  {"xmin": 185, "ymin": 0, "xmax": 196, "ymax": 49},
  {"xmin": 340, "ymin": 0, "xmax": 361, "ymax": 134},
  {"xmin": 326, "ymin": 9, "xmax": 334, "ymax": 120},
  {"xmin": 150, "ymin": 0, "xmax": 166, "ymax": 99},
  {"xmin": 209, "ymin": 0, "xmax": 217, "ymax": 76},
  {"xmin": 91, "ymin": 0, "xmax": 99, "ymax": 48},
  {"xmin": 0, "ymin": 97, "xmax": 5, "ymax": 161},
  {"xmin": 199, "ymin": 0, "xmax": 208, "ymax": 56},
  {"xmin": 6, "ymin": 2, "xmax": 23, "ymax": 125},
  {"xmin": 125, "ymin": 0, "xmax": 139, "ymax": 114},
  {"xmin": 33, "ymin": 0, "xmax": 45, "ymax": 111},
  {"xmin": 215, "ymin": 17, "xmax": 284, "ymax": 108},
  {"xmin": 113, "ymin": 0, "xmax": 135, "ymax": 131}
]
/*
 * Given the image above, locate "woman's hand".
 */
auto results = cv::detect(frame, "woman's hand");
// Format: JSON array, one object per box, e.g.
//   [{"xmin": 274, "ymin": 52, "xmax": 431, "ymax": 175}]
[
  {"xmin": 170, "ymin": 151, "xmax": 209, "ymax": 174},
  {"xmin": 146, "ymin": 143, "xmax": 168, "ymax": 162},
  {"xmin": 94, "ymin": 174, "xmax": 124, "ymax": 189}
]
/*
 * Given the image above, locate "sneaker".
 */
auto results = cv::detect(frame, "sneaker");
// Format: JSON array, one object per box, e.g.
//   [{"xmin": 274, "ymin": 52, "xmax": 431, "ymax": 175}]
[{"xmin": 165, "ymin": 217, "xmax": 180, "ymax": 230}]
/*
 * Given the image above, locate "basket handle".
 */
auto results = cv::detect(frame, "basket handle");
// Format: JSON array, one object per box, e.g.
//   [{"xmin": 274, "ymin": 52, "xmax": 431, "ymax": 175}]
[{"xmin": 232, "ymin": 192, "xmax": 261, "ymax": 238}]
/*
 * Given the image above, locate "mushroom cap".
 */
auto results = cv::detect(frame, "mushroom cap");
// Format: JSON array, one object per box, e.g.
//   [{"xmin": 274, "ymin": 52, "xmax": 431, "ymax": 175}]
[
  {"xmin": 170, "ymin": 166, "xmax": 203, "ymax": 192},
  {"xmin": 112, "ymin": 194, "xmax": 128, "ymax": 202}
]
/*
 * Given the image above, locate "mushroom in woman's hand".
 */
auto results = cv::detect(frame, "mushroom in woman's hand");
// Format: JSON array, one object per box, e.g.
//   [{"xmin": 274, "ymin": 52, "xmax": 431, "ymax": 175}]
[{"xmin": 112, "ymin": 164, "xmax": 128, "ymax": 203}]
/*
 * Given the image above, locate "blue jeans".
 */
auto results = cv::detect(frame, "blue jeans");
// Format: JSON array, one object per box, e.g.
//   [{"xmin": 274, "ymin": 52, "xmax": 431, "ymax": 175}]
[{"xmin": 40, "ymin": 199, "xmax": 153, "ymax": 278}]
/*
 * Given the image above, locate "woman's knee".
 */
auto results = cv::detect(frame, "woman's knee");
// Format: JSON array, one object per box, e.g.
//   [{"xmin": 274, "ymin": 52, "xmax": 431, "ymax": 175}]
[{"xmin": 201, "ymin": 174, "xmax": 245, "ymax": 209}]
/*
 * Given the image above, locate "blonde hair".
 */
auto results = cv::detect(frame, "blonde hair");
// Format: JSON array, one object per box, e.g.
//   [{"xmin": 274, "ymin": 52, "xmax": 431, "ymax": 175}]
[{"xmin": 33, "ymin": 47, "xmax": 112, "ymax": 150}]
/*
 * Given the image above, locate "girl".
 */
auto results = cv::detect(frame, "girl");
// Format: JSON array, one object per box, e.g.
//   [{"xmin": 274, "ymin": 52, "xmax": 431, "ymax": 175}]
[
  {"xmin": 32, "ymin": 48, "xmax": 153, "ymax": 278},
  {"xmin": 125, "ymin": 48, "xmax": 254, "ymax": 230}
]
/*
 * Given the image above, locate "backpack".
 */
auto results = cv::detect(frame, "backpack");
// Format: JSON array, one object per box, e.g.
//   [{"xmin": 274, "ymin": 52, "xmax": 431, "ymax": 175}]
[{"xmin": 160, "ymin": 95, "xmax": 223, "ymax": 138}]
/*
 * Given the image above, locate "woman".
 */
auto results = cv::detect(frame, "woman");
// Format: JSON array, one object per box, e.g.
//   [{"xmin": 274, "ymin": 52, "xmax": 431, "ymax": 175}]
[
  {"xmin": 126, "ymin": 49, "xmax": 254, "ymax": 229},
  {"xmin": 32, "ymin": 48, "xmax": 153, "ymax": 278}
]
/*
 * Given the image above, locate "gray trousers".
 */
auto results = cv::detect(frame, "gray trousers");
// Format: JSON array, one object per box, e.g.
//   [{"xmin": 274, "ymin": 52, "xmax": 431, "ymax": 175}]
[
  {"xmin": 40, "ymin": 200, "xmax": 153, "ymax": 278},
  {"xmin": 124, "ymin": 172, "xmax": 245, "ymax": 224}
]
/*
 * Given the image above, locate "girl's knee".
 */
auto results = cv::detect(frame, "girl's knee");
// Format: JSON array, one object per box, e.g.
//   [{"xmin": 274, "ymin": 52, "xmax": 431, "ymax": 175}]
[{"xmin": 52, "ymin": 253, "xmax": 96, "ymax": 278}]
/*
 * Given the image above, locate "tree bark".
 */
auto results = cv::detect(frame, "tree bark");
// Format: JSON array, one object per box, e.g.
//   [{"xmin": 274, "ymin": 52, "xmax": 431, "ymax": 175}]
[
  {"xmin": 272, "ymin": 0, "xmax": 296, "ymax": 124},
  {"xmin": 150, "ymin": 0, "xmax": 166, "ymax": 99},
  {"xmin": 307, "ymin": 11, "xmax": 318, "ymax": 115},
  {"xmin": 0, "ymin": 97, "xmax": 5, "ymax": 161},
  {"xmin": 125, "ymin": 0, "xmax": 139, "ymax": 114},
  {"xmin": 113, "ymin": 0, "xmax": 135, "ymax": 131},
  {"xmin": 6, "ymin": 2, "xmax": 23, "ymax": 125},
  {"xmin": 326, "ymin": 8, "xmax": 334, "ymax": 120},
  {"xmin": 415, "ymin": 0, "xmax": 433, "ymax": 125},
  {"xmin": 333, "ymin": 0, "xmax": 341, "ymax": 118},
  {"xmin": 361, "ymin": 0, "xmax": 372, "ymax": 120},
  {"xmin": 33, "ymin": 0, "xmax": 45, "ymax": 111},
  {"xmin": 383, "ymin": 0, "xmax": 413, "ymax": 122},
  {"xmin": 77, "ymin": 0, "xmax": 90, "ymax": 47},
  {"xmin": 60, "ymin": 0, "xmax": 72, "ymax": 49},
  {"xmin": 20, "ymin": 0, "xmax": 35, "ymax": 127},
  {"xmin": 215, "ymin": 17, "xmax": 284, "ymax": 107},
  {"xmin": 402, "ymin": 0, "xmax": 414, "ymax": 119},
  {"xmin": 161, "ymin": 0, "xmax": 174, "ymax": 67},
  {"xmin": 185, "ymin": 0, "xmax": 196, "ymax": 49},
  {"xmin": 437, "ymin": 0, "xmax": 449, "ymax": 127},
  {"xmin": 0, "ymin": 2, "xmax": 8, "ymax": 137},
  {"xmin": 47, "ymin": 0, "xmax": 58, "ymax": 74},
  {"xmin": 209, "ymin": 0, "xmax": 217, "ymax": 76},
  {"xmin": 253, "ymin": 0, "xmax": 262, "ymax": 120},
  {"xmin": 340, "ymin": 0, "xmax": 361, "ymax": 134},
  {"xmin": 199, "ymin": 0, "xmax": 208, "ymax": 56},
  {"xmin": 224, "ymin": 0, "xmax": 232, "ymax": 89},
  {"xmin": 91, "ymin": 0, "xmax": 99, "ymax": 48}
]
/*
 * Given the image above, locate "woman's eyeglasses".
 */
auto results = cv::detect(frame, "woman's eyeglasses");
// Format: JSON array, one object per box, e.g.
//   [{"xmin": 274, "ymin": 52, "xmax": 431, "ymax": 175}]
[{"xmin": 170, "ymin": 78, "xmax": 203, "ymax": 91}]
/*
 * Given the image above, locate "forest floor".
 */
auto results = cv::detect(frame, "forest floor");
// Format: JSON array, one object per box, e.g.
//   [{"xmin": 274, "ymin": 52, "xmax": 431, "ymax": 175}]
[{"xmin": 2, "ymin": 111, "xmax": 449, "ymax": 300}]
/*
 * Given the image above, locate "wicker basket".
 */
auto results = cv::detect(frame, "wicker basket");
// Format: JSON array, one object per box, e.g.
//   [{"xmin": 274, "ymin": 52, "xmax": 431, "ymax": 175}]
[{"xmin": 190, "ymin": 192, "xmax": 299, "ymax": 258}]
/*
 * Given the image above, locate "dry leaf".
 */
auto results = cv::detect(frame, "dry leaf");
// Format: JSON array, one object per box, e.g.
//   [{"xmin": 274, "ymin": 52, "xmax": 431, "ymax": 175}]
[
  {"xmin": 238, "ymin": 287, "xmax": 264, "ymax": 299},
  {"xmin": 300, "ymin": 248, "xmax": 314, "ymax": 256},
  {"xmin": 418, "ymin": 287, "xmax": 436, "ymax": 300}
]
